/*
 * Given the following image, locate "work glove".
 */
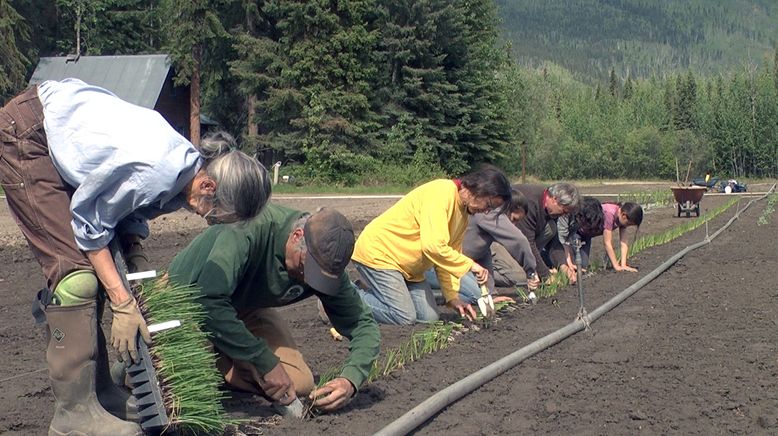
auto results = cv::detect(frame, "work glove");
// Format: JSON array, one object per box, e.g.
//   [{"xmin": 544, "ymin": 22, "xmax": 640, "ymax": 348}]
[
  {"xmin": 110, "ymin": 297, "xmax": 152, "ymax": 364},
  {"xmin": 124, "ymin": 241, "xmax": 151, "ymax": 273}
]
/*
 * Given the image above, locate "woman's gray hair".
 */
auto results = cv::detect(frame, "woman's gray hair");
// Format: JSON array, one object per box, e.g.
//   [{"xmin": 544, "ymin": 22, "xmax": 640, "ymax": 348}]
[
  {"xmin": 199, "ymin": 130, "xmax": 272, "ymax": 221},
  {"xmin": 548, "ymin": 182, "xmax": 580, "ymax": 209}
]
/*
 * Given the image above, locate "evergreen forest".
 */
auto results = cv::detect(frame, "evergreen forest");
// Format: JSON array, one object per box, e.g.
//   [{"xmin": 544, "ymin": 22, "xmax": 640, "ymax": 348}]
[{"xmin": 1, "ymin": 0, "xmax": 777, "ymax": 184}]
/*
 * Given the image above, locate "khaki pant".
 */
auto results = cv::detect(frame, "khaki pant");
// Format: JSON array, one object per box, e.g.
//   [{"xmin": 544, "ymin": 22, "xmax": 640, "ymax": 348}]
[
  {"xmin": 0, "ymin": 86, "xmax": 91, "ymax": 291},
  {"xmin": 216, "ymin": 307, "xmax": 315, "ymax": 397},
  {"xmin": 491, "ymin": 244, "xmax": 527, "ymax": 287}
]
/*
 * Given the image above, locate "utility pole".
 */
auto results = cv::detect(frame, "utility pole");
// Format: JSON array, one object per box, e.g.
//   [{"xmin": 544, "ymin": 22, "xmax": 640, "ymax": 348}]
[{"xmin": 521, "ymin": 140, "xmax": 527, "ymax": 184}]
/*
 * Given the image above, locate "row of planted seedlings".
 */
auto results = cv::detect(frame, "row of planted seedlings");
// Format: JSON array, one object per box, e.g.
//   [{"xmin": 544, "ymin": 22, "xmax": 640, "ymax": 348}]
[
  {"xmin": 323, "ymin": 193, "xmax": 751, "ymax": 433},
  {"xmin": 130, "ymin": 193, "xmax": 742, "ymax": 432},
  {"xmin": 757, "ymin": 193, "xmax": 777, "ymax": 226},
  {"xmin": 343, "ymin": 194, "xmax": 742, "ymax": 397},
  {"xmin": 517, "ymin": 196, "xmax": 740, "ymax": 301},
  {"xmin": 615, "ymin": 189, "xmax": 675, "ymax": 209},
  {"xmin": 308, "ymin": 321, "xmax": 457, "ymax": 415},
  {"xmin": 135, "ymin": 281, "xmax": 508, "ymax": 429}
]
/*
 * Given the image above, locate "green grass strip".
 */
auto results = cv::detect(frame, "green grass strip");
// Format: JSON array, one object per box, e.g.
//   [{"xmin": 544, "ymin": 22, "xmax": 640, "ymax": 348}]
[
  {"xmin": 136, "ymin": 278, "xmax": 233, "ymax": 434},
  {"xmin": 757, "ymin": 193, "xmax": 777, "ymax": 226}
]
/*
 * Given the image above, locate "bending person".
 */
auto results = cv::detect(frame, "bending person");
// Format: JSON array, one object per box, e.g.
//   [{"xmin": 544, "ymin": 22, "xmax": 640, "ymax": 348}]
[
  {"xmin": 553, "ymin": 199, "xmax": 643, "ymax": 279},
  {"xmin": 167, "ymin": 206, "xmax": 379, "ymax": 412},
  {"xmin": 352, "ymin": 166, "xmax": 512, "ymax": 325},
  {"xmin": 551, "ymin": 196, "xmax": 604, "ymax": 284},
  {"xmin": 508, "ymin": 183, "xmax": 580, "ymax": 282},
  {"xmin": 602, "ymin": 202, "xmax": 643, "ymax": 272},
  {"xmin": 424, "ymin": 189, "xmax": 540, "ymax": 302},
  {"xmin": 0, "ymin": 79, "xmax": 270, "ymax": 436}
]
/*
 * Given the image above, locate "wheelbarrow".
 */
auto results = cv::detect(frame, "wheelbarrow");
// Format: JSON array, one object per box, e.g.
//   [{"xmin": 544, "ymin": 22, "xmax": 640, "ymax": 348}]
[{"xmin": 670, "ymin": 186, "xmax": 706, "ymax": 218}]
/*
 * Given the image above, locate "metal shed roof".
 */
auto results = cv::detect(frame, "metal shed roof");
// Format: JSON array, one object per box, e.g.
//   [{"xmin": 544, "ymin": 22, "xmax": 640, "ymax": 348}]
[{"xmin": 29, "ymin": 54, "xmax": 172, "ymax": 109}]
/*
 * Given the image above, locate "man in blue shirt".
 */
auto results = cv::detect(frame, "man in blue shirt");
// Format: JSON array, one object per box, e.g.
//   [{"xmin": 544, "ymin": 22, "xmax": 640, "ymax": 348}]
[{"xmin": 0, "ymin": 80, "xmax": 271, "ymax": 435}]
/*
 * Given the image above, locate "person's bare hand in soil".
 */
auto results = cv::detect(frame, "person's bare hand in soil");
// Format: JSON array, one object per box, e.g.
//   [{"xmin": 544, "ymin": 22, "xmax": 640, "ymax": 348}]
[
  {"xmin": 310, "ymin": 377, "xmax": 355, "ymax": 412},
  {"xmin": 260, "ymin": 363, "xmax": 296, "ymax": 405},
  {"xmin": 559, "ymin": 264, "xmax": 577, "ymax": 284},
  {"xmin": 447, "ymin": 297, "xmax": 478, "ymax": 321},
  {"xmin": 545, "ymin": 269, "xmax": 563, "ymax": 286},
  {"xmin": 526, "ymin": 272, "xmax": 541, "ymax": 291}
]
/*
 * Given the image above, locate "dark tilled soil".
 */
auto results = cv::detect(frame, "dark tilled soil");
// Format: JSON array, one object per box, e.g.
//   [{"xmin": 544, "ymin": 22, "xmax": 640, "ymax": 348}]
[{"xmin": 0, "ymin": 182, "xmax": 774, "ymax": 435}]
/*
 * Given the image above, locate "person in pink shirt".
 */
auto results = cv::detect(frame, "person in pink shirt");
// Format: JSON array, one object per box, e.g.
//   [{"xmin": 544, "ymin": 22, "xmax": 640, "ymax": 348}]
[
  {"xmin": 553, "ymin": 200, "xmax": 643, "ymax": 281},
  {"xmin": 601, "ymin": 202, "xmax": 643, "ymax": 272}
]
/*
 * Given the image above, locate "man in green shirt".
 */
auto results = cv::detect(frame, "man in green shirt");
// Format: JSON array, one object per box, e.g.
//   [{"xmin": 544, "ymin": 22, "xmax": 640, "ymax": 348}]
[{"xmin": 167, "ymin": 205, "xmax": 380, "ymax": 412}]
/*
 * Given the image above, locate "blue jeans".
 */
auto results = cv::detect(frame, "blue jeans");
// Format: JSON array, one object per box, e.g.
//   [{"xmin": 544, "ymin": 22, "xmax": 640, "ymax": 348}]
[
  {"xmin": 353, "ymin": 262, "xmax": 439, "ymax": 325},
  {"xmin": 423, "ymin": 270, "xmax": 481, "ymax": 305}
]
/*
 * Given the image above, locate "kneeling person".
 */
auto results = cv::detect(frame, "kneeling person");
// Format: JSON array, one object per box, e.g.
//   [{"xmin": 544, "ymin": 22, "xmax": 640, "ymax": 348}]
[{"xmin": 167, "ymin": 205, "xmax": 380, "ymax": 412}]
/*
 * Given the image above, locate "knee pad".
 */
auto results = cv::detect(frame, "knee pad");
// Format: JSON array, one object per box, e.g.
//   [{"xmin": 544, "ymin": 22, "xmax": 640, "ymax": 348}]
[{"xmin": 52, "ymin": 270, "xmax": 98, "ymax": 306}]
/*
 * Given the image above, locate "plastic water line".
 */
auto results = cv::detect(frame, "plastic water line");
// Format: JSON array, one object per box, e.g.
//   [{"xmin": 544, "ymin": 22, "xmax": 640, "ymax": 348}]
[{"xmin": 373, "ymin": 185, "xmax": 775, "ymax": 436}]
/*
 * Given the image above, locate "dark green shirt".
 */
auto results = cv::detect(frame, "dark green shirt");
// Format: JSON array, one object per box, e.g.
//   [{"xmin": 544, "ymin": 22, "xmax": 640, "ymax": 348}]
[{"xmin": 168, "ymin": 204, "xmax": 380, "ymax": 389}]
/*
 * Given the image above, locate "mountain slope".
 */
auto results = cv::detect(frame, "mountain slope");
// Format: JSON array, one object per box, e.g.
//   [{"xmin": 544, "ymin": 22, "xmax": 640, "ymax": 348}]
[{"xmin": 497, "ymin": 0, "xmax": 778, "ymax": 81}]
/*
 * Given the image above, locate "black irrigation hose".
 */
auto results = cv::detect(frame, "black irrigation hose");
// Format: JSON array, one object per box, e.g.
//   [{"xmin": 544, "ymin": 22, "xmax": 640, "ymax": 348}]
[{"xmin": 373, "ymin": 185, "xmax": 776, "ymax": 436}]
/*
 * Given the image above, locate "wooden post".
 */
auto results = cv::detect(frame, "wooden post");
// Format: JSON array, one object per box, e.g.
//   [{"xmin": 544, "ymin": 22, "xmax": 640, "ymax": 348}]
[
  {"xmin": 247, "ymin": 95, "xmax": 258, "ymax": 137},
  {"xmin": 189, "ymin": 44, "xmax": 202, "ymax": 146},
  {"xmin": 521, "ymin": 140, "xmax": 527, "ymax": 184},
  {"xmin": 684, "ymin": 160, "xmax": 693, "ymax": 185}
]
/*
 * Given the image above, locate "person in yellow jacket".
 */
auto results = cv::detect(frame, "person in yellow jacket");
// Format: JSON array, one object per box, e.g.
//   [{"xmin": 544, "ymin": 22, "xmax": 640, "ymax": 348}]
[{"xmin": 351, "ymin": 166, "xmax": 512, "ymax": 325}]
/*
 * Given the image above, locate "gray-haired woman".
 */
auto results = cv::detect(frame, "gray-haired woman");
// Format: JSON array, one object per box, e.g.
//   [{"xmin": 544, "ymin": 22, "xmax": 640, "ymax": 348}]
[{"xmin": 0, "ymin": 79, "xmax": 271, "ymax": 436}]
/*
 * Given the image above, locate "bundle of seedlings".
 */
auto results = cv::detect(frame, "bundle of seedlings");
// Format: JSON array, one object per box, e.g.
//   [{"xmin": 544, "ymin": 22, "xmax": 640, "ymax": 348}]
[{"xmin": 134, "ymin": 277, "xmax": 232, "ymax": 434}]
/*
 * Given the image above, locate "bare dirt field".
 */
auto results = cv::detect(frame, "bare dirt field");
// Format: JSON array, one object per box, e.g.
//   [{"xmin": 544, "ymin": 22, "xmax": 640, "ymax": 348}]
[{"xmin": 1, "ymin": 182, "xmax": 775, "ymax": 435}]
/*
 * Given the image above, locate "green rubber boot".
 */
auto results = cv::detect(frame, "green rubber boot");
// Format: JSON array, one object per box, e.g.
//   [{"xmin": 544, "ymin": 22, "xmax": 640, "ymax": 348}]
[
  {"xmin": 96, "ymin": 322, "xmax": 140, "ymax": 422},
  {"xmin": 52, "ymin": 270, "xmax": 140, "ymax": 421},
  {"xmin": 46, "ymin": 301, "xmax": 142, "ymax": 436}
]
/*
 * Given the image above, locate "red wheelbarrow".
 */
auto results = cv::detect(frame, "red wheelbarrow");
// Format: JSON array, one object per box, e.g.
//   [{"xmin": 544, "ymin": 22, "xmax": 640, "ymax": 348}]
[{"xmin": 670, "ymin": 186, "xmax": 706, "ymax": 217}]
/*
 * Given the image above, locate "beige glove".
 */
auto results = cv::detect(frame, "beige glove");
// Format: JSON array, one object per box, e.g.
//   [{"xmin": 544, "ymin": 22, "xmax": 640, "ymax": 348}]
[{"xmin": 110, "ymin": 297, "xmax": 152, "ymax": 364}]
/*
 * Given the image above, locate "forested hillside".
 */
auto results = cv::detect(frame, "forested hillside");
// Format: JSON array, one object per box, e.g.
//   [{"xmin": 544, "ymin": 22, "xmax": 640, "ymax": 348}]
[
  {"xmin": 497, "ymin": 0, "xmax": 778, "ymax": 82},
  {"xmin": 1, "ymin": 0, "xmax": 777, "ymax": 183}
]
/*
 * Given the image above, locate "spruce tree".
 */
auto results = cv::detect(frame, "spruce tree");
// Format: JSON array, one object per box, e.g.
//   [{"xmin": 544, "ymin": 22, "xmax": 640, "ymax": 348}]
[
  {"xmin": 774, "ymin": 46, "xmax": 778, "ymax": 91},
  {"xmin": 672, "ymin": 74, "xmax": 685, "ymax": 129},
  {"xmin": 229, "ymin": 0, "xmax": 383, "ymax": 183},
  {"xmin": 160, "ymin": 0, "xmax": 230, "ymax": 144},
  {"xmin": 375, "ymin": 0, "xmax": 512, "ymax": 174},
  {"xmin": 225, "ymin": 1, "xmax": 283, "ymax": 151},
  {"xmin": 377, "ymin": 0, "xmax": 467, "ymax": 172},
  {"xmin": 54, "ymin": 0, "xmax": 97, "ymax": 55},
  {"xmin": 608, "ymin": 67, "xmax": 619, "ymax": 98},
  {"xmin": 281, "ymin": 0, "xmax": 382, "ymax": 182},
  {"xmin": 673, "ymin": 70, "xmax": 697, "ymax": 130},
  {"xmin": 450, "ymin": 0, "xmax": 513, "ymax": 168},
  {"xmin": 623, "ymin": 72, "xmax": 634, "ymax": 99},
  {"xmin": 90, "ymin": 0, "xmax": 162, "ymax": 54},
  {"xmin": 0, "ymin": 0, "xmax": 30, "ymax": 103},
  {"xmin": 662, "ymin": 76, "xmax": 675, "ymax": 129}
]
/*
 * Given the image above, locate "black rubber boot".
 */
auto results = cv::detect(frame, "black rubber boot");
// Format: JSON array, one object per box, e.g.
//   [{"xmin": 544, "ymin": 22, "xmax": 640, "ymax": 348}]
[
  {"xmin": 95, "ymin": 299, "xmax": 140, "ymax": 421},
  {"xmin": 96, "ymin": 327, "xmax": 140, "ymax": 421},
  {"xmin": 46, "ymin": 302, "xmax": 143, "ymax": 436}
]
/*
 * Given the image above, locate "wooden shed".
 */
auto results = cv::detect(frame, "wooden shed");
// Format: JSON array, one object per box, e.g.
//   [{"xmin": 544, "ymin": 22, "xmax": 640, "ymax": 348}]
[{"xmin": 29, "ymin": 54, "xmax": 197, "ymax": 139}]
